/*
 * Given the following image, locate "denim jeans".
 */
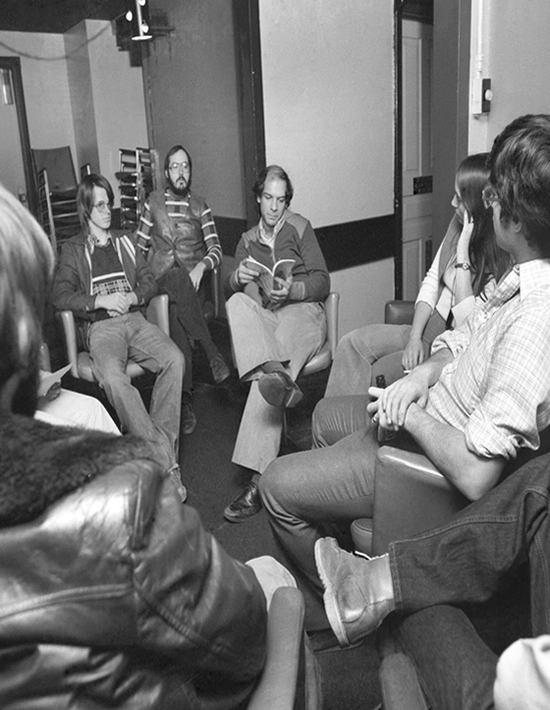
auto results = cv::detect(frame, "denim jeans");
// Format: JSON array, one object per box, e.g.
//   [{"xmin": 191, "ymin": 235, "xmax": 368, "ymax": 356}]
[
  {"xmin": 386, "ymin": 452, "xmax": 550, "ymax": 710},
  {"xmin": 325, "ymin": 312, "xmax": 446, "ymax": 397},
  {"xmin": 324, "ymin": 323, "xmax": 412, "ymax": 396},
  {"xmin": 227, "ymin": 293, "xmax": 326, "ymax": 474},
  {"xmin": 88, "ymin": 311, "xmax": 184, "ymax": 469},
  {"xmin": 260, "ymin": 400, "xmax": 380, "ymax": 629}
]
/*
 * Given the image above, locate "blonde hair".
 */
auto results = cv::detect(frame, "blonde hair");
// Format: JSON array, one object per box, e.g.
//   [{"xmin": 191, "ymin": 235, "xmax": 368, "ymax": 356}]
[{"xmin": 0, "ymin": 184, "xmax": 54, "ymax": 390}]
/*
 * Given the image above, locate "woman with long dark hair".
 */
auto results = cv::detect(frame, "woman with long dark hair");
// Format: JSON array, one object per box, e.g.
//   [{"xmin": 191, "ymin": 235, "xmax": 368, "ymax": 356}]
[{"xmin": 325, "ymin": 152, "xmax": 510, "ymax": 395}]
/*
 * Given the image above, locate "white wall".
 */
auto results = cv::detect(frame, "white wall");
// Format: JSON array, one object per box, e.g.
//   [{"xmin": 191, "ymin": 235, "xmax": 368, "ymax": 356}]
[
  {"xmin": 260, "ymin": 0, "xmax": 394, "ymax": 227},
  {"xmin": 65, "ymin": 20, "xmax": 148, "ymax": 201},
  {"xmin": 84, "ymin": 20, "xmax": 148, "ymax": 194},
  {"xmin": 330, "ymin": 259, "xmax": 394, "ymax": 338},
  {"xmin": 0, "ymin": 86, "xmax": 26, "ymax": 198},
  {"xmin": 0, "ymin": 31, "xmax": 77, "ymax": 160},
  {"xmin": 0, "ymin": 25, "xmax": 148, "ymax": 205},
  {"xmin": 468, "ymin": 0, "xmax": 550, "ymax": 153},
  {"xmin": 259, "ymin": 0, "xmax": 395, "ymax": 336}
]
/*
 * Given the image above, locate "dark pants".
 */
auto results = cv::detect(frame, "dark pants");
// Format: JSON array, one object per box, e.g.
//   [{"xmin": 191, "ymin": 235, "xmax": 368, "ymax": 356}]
[
  {"xmin": 387, "ymin": 453, "xmax": 550, "ymax": 710},
  {"xmin": 157, "ymin": 267, "xmax": 218, "ymax": 395}
]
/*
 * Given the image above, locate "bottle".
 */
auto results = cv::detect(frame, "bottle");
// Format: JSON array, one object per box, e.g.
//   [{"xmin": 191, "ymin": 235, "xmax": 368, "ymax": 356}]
[{"xmin": 375, "ymin": 374, "xmax": 397, "ymax": 442}]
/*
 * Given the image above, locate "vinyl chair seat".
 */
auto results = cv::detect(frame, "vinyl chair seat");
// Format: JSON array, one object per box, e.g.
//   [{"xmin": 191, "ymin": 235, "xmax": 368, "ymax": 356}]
[
  {"xmin": 301, "ymin": 291, "xmax": 340, "ymax": 376},
  {"xmin": 59, "ymin": 294, "xmax": 170, "ymax": 382},
  {"xmin": 247, "ymin": 586, "xmax": 321, "ymax": 710}
]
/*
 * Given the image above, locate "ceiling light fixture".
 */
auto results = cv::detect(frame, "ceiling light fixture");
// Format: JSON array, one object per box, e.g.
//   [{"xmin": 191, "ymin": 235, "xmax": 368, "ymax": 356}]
[{"xmin": 126, "ymin": 0, "xmax": 152, "ymax": 41}]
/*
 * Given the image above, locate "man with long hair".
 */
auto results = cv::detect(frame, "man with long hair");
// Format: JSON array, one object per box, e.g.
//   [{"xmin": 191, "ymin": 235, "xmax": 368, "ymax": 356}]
[{"xmin": 53, "ymin": 173, "xmax": 186, "ymax": 500}]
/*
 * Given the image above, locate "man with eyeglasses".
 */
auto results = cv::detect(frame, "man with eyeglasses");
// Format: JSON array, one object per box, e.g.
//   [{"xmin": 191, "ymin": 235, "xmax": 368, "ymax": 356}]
[
  {"xmin": 53, "ymin": 173, "xmax": 187, "ymax": 502},
  {"xmin": 136, "ymin": 145, "xmax": 230, "ymax": 436},
  {"xmin": 261, "ymin": 114, "xmax": 550, "ymax": 657}
]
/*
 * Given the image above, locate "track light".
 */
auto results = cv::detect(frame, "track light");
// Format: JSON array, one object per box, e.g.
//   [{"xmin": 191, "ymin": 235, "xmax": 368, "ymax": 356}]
[{"xmin": 126, "ymin": 0, "xmax": 152, "ymax": 41}]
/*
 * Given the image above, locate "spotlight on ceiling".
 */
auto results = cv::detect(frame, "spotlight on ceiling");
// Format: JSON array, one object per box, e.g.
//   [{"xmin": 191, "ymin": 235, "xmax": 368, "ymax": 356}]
[{"xmin": 126, "ymin": 0, "xmax": 152, "ymax": 41}]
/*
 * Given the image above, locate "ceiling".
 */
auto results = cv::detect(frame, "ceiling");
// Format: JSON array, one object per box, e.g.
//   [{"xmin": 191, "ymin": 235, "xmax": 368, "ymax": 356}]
[{"xmin": 0, "ymin": 0, "xmax": 127, "ymax": 34}]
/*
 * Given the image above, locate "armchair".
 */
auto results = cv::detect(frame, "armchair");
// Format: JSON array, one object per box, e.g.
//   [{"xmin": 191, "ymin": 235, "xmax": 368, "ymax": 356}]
[
  {"xmin": 59, "ymin": 294, "xmax": 169, "ymax": 381},
  {"xmin": 301, "ymin": 291, "xmax": 340, "ymax": 376},
  {"xmin": 248, "ymin": 586, "xmax": 321, "ymax": 710}
]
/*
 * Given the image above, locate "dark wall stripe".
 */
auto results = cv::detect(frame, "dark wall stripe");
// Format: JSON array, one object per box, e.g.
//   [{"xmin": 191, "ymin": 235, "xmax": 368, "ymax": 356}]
[
  {"xmin": 216, "ymin": 213, "xmax": 396, "ymax": 272},
  {"xmin": 316, "ymin": 214, "xmax": 396, "ymax": 271}
]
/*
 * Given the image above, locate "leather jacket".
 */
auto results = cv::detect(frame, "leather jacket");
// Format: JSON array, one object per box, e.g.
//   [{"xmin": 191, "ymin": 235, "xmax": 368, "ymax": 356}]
[
  {"xmin": 140, "ymin": 190, "xmax": 216, "ymax": 279},
  {"xmin": 0, "ymin": 416, "xmax": 267, "ymax": 709}
]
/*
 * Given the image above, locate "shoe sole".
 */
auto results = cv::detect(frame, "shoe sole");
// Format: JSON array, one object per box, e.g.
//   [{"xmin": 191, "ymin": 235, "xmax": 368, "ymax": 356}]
[
  {"xmin": 314, "ymin": 539, "xmax": 351, "ymax": 648},
  {"xmin": 223, "ymin": 507, "xmax": 261, "ymax": 523}
]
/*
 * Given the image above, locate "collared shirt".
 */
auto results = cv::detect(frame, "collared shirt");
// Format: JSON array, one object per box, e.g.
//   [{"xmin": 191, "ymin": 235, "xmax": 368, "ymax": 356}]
[
  {"xmin": 427, "ymin": 259, "xmax": 550, "ymax": 460},
  {"xmin": 258, "ymin": 211, "xmax": 286, "ymax": 252}
]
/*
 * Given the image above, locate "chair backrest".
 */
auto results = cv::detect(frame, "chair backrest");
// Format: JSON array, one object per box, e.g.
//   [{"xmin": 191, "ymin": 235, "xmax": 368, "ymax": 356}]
[{"xmin": 32, "ymin": 146, "xmax": 77, "ymax": 192}]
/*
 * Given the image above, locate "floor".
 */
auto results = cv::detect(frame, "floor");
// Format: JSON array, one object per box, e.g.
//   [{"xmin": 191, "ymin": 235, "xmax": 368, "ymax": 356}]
[
  {"xmin": 179, "ymin": 319, "xmax": 382, "ymax": 710},
  {"xmin": 47, "ymin": 313, "xmax": 382, "ymax": 709}
]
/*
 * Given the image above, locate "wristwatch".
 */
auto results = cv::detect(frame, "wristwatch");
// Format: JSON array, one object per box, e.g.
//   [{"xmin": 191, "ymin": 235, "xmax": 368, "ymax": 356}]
[{"xmin": 455, "ymin": 262, "xmax": 471, "ymax": 270}]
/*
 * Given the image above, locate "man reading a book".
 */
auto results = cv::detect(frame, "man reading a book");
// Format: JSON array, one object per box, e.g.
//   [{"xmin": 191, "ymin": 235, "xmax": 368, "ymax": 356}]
[{"xmin": 223, "ymin": 165, "xmax": 330, "ymax": 523}]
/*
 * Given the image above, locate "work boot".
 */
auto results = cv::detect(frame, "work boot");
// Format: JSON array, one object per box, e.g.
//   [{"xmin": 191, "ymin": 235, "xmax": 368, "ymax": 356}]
[{"xmin": 314, "ymin": 537, "xmax": 395, "ymax": 647}]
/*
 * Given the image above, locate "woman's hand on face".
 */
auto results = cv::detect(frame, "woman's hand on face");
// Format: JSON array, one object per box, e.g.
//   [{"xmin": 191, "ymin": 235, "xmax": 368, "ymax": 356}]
[
  {"xmin": 457, "ymin": 212, "xmax": 474, "ymax": 261},
  {"xmin": 402, "ymin": 335, "xmax": 425, "ymax": 372}
]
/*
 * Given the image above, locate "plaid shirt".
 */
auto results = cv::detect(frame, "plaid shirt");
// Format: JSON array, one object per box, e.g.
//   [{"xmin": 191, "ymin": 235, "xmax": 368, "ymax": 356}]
[{"xmin": 427, "ymin": 259, "xmax": 550, "ymax": 460}]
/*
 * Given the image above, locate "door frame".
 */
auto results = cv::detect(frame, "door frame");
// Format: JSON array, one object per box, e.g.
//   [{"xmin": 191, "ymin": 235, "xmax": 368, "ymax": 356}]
[{"xmin": 0, "ymin": 57, "xmax": 36, "ymax": 215}]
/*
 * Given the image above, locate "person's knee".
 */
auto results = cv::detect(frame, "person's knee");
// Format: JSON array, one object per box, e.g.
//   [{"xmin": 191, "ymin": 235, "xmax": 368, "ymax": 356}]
[
  {"xmin": 161, "ymin": 340, "xmax": 185, "ymax": 372},
  {"xmin": 96, "ymin": 361, "xmax": 130, "ymax": 394},
  {"xmin": 260, "ymin": 460, "xmax": 293, "ymax": 516},
  {"xmin": 227, "ymin": 291, "xmax": 259, "ymax": 322},
  {"xmin": 312, "ymin": 395, "xmax": 370, "ymax": 447},
  {"xmin": 311, "ymin": 398, "xmax": 333, "ymax": 447}
]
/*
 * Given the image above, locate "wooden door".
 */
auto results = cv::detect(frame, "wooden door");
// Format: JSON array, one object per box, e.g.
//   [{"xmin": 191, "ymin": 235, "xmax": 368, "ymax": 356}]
[{"xmin": 401, "ymin": 20, "xmax": 433, "ymax": 299}]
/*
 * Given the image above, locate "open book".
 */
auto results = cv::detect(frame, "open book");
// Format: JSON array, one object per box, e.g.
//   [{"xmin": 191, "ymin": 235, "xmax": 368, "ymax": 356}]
[
  {"xmin": 38, "ymin": 364, "xmax": 72, "ymax": 398},
  {"xmin": 244, "ymin": 256, "xmax": 295, "ymax": 294}
]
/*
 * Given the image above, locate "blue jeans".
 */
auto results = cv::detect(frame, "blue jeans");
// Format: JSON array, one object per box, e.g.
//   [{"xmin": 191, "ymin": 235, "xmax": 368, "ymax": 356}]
[
  {"xmin": 260, "ymin": 397, "xmax": 379, "ymax": 629},
  {"xmin": 324, "ymin": 312, "xmax": 446, "ymax": 397},
  {"xmin": 325, "ymin": 323, "xmax": 412, "ymax": 396},
  {"xmin": 386, "ymin": 454, "xmax": 550, "ymax": 710},
  {"xmin": 88, "ymin": 311, "xmax": 184, "ymax": 469}
]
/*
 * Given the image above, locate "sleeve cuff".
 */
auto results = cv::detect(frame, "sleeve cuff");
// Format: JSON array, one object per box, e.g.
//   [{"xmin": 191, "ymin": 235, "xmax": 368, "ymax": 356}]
[{"xmin": 289, "ymin": 281, "xmax": 306, "ymax": 301}]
